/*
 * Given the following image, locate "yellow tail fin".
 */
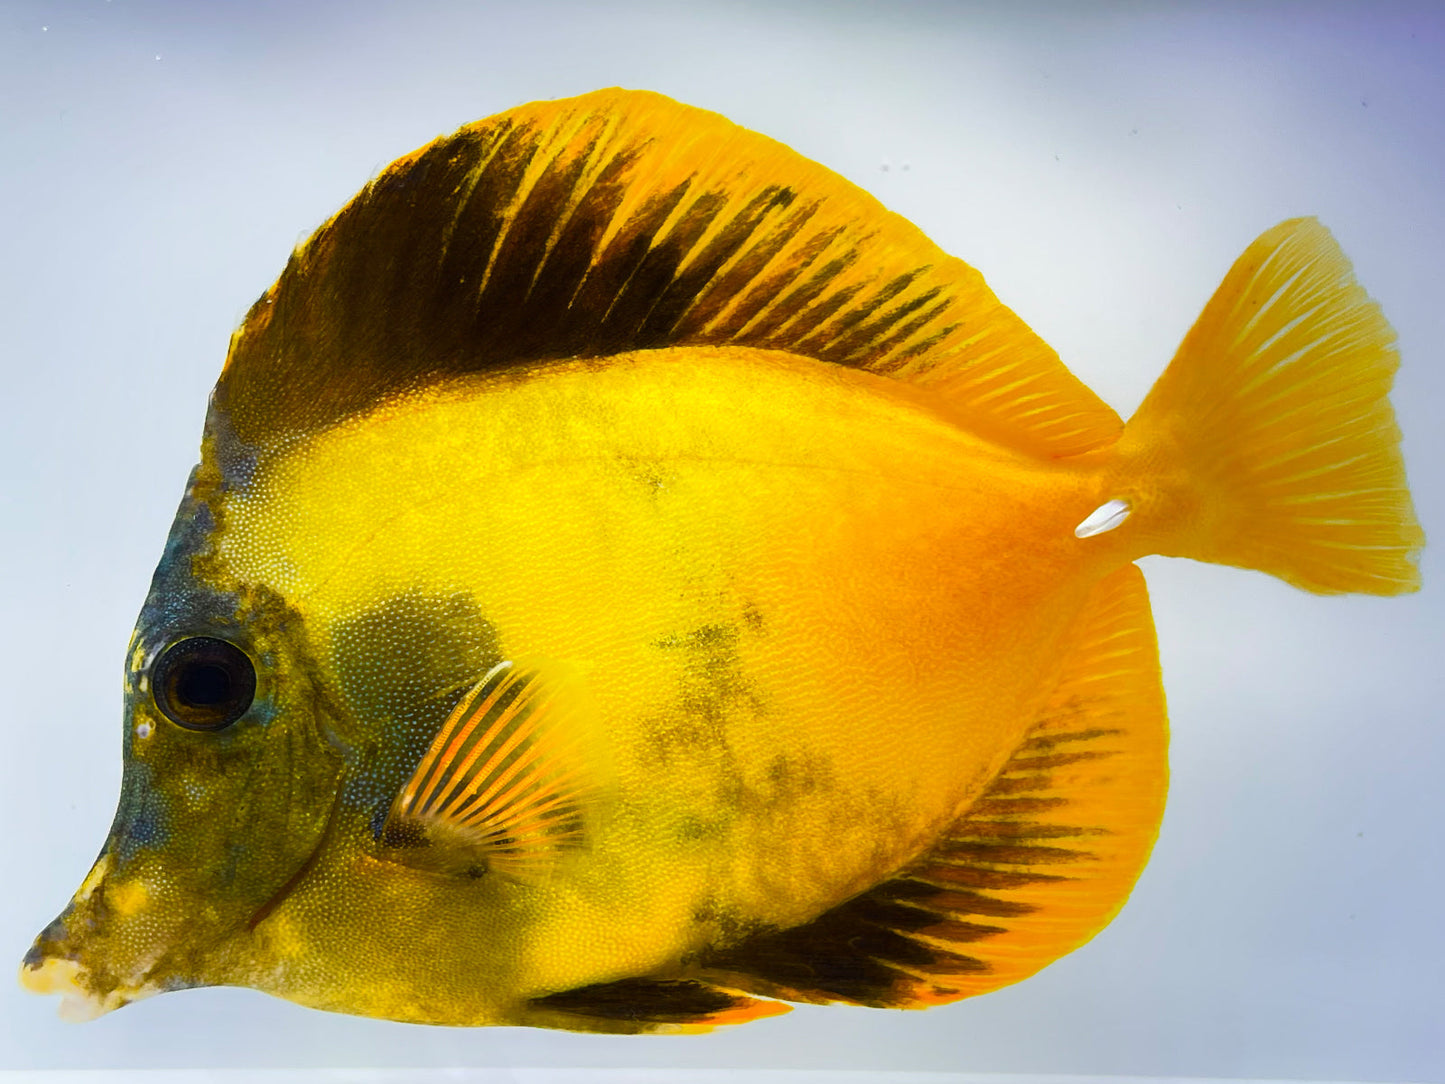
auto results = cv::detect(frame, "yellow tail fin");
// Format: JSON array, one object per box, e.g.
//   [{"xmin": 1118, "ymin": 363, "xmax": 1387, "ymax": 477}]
[{"xmin": 1117, "ymin": 217, "xmax": 1423, "ymax": 595}]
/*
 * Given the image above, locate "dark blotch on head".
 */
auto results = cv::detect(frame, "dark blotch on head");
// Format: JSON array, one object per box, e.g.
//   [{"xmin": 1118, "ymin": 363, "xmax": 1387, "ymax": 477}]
[
  {"xmin": 332, "ymin": 590, "xmax": 500, "ymax": 727},
  {"xmin": 329, "ymin": 590, "xmax": 501, "ymax": 825}
]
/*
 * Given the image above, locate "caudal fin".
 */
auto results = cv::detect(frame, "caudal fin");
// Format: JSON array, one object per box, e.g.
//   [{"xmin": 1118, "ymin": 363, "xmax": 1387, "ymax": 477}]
[{"xmin": 1118, "ymin": 218, "xmax": 1423, "ymax": 595}]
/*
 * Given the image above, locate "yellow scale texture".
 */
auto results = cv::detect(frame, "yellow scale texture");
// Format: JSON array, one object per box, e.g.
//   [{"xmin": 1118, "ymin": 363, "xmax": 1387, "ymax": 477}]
[{"xmin": 216, "ymin": 347, "xmax": 1122, "ymax": 1016}]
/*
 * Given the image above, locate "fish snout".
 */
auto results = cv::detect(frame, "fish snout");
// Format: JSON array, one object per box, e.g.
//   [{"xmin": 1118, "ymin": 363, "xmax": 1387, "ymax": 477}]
[
  {"xmin": 20, "ymin": 856, "xmax": 168, "ymax": 1020},
  {"xmin": 19, "ymin": 952, "xmax": 126, "ymax": 1022},
  {"xmin": 19, "ymin": 915, "xmax": 141, "ymax": 1021}
]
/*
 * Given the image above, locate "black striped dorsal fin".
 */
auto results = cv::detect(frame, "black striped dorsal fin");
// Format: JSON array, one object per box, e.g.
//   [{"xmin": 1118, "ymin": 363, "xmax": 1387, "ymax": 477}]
[
  {"xmin": 699, "ymin": 563, "xmax": 1168, "ymax": 1007},
  {"xmin": 212, "ymin": 88, "xmax": 1119, "ymax": 458},
  {"xmin": 526, "ymin": 978, "xmax": 789, "ymax": 1035},
  {"xmin": 380, "ymin": 660, "xmax": 594, "ymax": 883}
]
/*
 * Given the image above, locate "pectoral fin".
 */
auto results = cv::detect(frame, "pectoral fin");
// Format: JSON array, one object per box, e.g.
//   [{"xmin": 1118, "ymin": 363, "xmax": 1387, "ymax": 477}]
[
  {"xmin": 699, "ymin": 563, "xmax": 1168, "ymax": 1007},
  {"xmin": 380, "ymin": 660, "xmax": 596, "ymax": 882}
]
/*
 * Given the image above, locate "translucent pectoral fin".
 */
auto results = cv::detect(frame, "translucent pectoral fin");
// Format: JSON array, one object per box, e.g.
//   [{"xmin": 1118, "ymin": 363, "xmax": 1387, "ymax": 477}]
[
  {"xmin": 379, "ymin": 659, "xmax": 597, "ymax": 883},
  {"xmin": 699, "ymin": 564, "xmax": 1169, "ymax": 1007}
]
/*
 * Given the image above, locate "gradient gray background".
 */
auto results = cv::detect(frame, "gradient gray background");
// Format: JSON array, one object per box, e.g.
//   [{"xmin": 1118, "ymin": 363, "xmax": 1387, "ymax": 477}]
[{"xmin": 3, "ymin": 1, "xmax": 1442, "ymax": 1079}]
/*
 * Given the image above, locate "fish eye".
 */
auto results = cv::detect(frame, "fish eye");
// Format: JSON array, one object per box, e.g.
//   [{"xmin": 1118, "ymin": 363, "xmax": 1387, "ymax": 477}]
[{"xmin": 151, "ymin": 637, "xmax": 257, "ymax": 731}]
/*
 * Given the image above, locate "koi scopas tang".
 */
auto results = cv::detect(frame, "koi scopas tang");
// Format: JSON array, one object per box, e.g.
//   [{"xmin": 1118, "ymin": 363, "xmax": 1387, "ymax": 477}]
[{"xmin": 22, "ymin": 89, "xmax": 1422, "ymax": 1033}]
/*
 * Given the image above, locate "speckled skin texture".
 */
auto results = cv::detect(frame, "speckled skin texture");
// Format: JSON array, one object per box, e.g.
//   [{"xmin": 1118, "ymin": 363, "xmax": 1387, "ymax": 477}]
[
  {"xmin": 26, "ymin": 347, "xmax": 1128, "ymax": 1026},
  {"xmin": 20, "ymin": 90, "xmax": 1419, "ymax": 1033}
]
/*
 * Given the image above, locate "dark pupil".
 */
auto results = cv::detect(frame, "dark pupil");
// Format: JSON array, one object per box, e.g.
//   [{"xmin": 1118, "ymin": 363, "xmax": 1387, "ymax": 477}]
[
  {"xmin": 152, "ymin": 636, "xmax": 256, "ymax": 731},
  {"xmin": 176, "ymin": 663, "xmax": 232, "ymax": 706}
]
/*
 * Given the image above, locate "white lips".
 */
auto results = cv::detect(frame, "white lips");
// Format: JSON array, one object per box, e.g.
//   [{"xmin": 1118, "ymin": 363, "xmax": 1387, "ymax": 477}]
[{"xmin": 18, "ymin": 956, "xmax": 141, "ymax": 1021}]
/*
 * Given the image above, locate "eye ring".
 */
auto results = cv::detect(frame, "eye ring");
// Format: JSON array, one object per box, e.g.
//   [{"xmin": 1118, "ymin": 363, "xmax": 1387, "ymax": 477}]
[{"xmin": 151, "ymin": 637, "xmax": 257, "ymax": 731}]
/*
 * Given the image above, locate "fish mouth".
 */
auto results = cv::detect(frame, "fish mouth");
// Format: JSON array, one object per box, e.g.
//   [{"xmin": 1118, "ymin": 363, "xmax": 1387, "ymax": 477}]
[
  {"xmin": 18, "ymin": 953, "xmax": 156, "ymax": 1021},
  {"xmin": 20, "ymin": 853, "xmax": 167, "ymax": 1021}
]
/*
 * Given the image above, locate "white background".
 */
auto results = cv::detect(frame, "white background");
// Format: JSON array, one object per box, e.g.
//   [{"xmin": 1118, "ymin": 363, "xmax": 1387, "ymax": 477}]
[{"xmin": 2, "ymin": 1, "xmax": 1442, "ymax": 1079}]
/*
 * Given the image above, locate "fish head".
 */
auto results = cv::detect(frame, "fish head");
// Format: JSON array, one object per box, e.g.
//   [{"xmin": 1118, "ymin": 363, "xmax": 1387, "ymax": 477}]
[{"xmin": 21, "ymin": 452, "xmax": 351, "ymax": 1019}]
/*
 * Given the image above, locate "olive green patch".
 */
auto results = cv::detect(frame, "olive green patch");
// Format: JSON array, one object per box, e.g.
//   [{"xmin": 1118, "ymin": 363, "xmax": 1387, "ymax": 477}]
[{"xmin": 328, "ymin": 589, "xmax": 502, "ymax": 826}]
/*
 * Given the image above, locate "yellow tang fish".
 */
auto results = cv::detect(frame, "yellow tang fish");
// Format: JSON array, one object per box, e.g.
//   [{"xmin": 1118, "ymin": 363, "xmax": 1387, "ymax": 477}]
[{"xmin": 21, "ymin": 88, "xmax": 1423, "ymax": 1034}]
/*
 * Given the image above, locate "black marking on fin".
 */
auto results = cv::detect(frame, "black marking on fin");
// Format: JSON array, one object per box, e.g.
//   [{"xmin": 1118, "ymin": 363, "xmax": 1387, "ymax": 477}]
[
  {"xmin": 528, "ymin": 977, "xmax": 786, "ymax": 1034},
  {"xmin": 533, "ymin": 978, "xmax": 737, "ymax": 1022},
  {"xmin": 698, "ymin": 873, "xmax": 1000, "ymax": 1008},
  {"xmin": 212, "ymin": 89, "xmax": 1120, "ymax": 456}
]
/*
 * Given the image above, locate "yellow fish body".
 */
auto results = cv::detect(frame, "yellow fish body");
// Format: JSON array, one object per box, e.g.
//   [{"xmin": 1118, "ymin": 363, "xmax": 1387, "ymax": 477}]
[{"xmin": 21, "ymin": 89, "xmax": 1422, "ymax": 1033}]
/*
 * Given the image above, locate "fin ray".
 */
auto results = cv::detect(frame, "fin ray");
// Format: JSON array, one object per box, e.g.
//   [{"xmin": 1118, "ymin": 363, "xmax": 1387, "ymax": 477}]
[
  {"xmin": 382, "ymin": 661, "xmax": 593, "ymax": 881},
  {"xmin": 1120, "ymin": 217, "xmax": 1423, "ymax": 594},
  {"xmin": 214, "ymin": 88, "xmax": 1119, "ymax": 457}
]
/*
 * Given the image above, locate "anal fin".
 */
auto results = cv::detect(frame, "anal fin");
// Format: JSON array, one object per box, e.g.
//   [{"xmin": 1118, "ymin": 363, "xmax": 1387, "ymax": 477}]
[
  {"xmin": 526, "ymin": 978, "xmax": 790, "ymax": 1035},
  {"xmin": 700, "ymin": 563, "xmax": 1169, "ymax": 1007}
]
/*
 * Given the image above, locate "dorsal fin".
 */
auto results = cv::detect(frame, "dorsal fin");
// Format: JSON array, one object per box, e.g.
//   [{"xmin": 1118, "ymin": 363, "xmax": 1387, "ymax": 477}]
[
  {"xmin": 212, "ymin": 88, "xmax": 1119, "ymax": 457},
  {"xmin": 379, "ymin": 660, "xmax": 594, "ymax": 882},
  {"xmin": 698, "ymin": 563, "xmax": 1168, "ymax": 1007}
]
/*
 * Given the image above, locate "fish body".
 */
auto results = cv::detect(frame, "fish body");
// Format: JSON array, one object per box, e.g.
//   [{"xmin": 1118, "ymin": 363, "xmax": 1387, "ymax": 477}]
[
  {"xmin": 218, "ymin": 348, "xmax": 1111, "ymax": 1017},
  {"xmin": 21, "ymin": 89, "xmax": 1422, "ymax": 1033}
]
